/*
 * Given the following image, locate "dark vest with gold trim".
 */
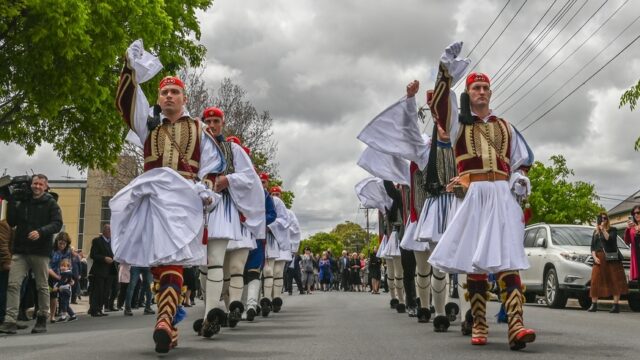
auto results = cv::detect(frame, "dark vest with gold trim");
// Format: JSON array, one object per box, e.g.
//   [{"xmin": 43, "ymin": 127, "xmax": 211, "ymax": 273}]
[
  {"xmin": 201, "ymin": 135, "xmax": 236, "ymax": 189},
  {"xmin": 454, "ymin": 116, "xmax": 512, "ymax": 176},
  {"xmin": 143, "ymin": 117, "xmax": 202, "ymax": 179}
]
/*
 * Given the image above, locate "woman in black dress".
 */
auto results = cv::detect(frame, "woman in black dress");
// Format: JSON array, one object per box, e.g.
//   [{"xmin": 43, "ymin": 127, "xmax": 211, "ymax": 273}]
[
  {"xmin": 368, "ymin": 249, "xmax": 382, "ymax": 294},
  {"xmin": 589, "ymin": 212, "xmax": 628, "ymax": 313},
  {"xmin": 349, "ymin": 253, "xmax": 362, "ymax": 291}
]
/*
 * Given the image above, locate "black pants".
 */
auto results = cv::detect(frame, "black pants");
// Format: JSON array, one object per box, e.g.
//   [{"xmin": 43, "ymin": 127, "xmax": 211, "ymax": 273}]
[
  {"xmin": 89, "ymin": 275, "xmax": 107, "ymax": 315},
  {"xmin": 401, "ymin": 248, "xmax": 417, "ymax": 308},
  {"xmin": 116, "ymin": 282, "xmax": 129, "ymax": 309},
  {"xmin": 285, "ymin": 268, "xmax": 303, "ymax": 294},
  {"xmin": 340, "ymin": 270, "xmax": 350, "ymax": 291},
  {"xmin": 106, "ymin": 275, "xmax": 118, "ymax": 310}
]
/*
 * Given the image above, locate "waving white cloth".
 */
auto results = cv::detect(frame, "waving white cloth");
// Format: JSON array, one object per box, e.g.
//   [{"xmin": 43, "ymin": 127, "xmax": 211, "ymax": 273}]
[
  {"xmin": 357, "ymin": 147, "xmax": 410, "ymax": 185},
  {"xmin": 110, "ymin": 167, "xmax": 220, "ymax": 267},
  {"xmin": 357, "ymin": 96, "xmax": 429, "ymax": 169},
  {"xmin": 354, "ymin": 177, "xmax": 393, "ymax": 214},
  {"xmin": 268, "ymin": 196, "xmax": 292, "ymax": 248},
  {"xmin": 224, "ymin": 142, "xmax": 266, "ymax": 239},
  {"xmin": 287, "ymin": 210, "xmax": 302, "ymax": 252}
]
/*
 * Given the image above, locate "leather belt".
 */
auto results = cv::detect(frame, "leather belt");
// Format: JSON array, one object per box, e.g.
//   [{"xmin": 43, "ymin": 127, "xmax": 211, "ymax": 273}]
[{"xmin": 468, "ymin": 172, "xmax": 508, "ymax": 183}]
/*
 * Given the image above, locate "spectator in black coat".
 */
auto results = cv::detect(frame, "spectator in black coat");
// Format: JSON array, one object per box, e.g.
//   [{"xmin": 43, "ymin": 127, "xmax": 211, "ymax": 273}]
[
  {"xmin": 88, "ymin": 224, "xmax": 117, "ymax": 317},
  {"xmin": 0, "ymin": 174, "xmax": 62, "ymax": 335}
]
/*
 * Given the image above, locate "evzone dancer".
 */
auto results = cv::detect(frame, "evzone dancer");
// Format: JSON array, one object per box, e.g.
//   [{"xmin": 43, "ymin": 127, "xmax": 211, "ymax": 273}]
[
  {"xmin": 428, "ymin": 42, "xmax": 536, "ymax": 350},
  {"xmin": 284, "ymin": 208, "xmax": 303, "ymax": 307},
  {"xmin": 382, "ymin": 181, "xmax": 406, "ymax": 313},
  {"xmin": 113, "ymin": 40, "xmax": 221, "ymax": 353},
  {"xmin": 241, "ymin": 167, "xmax": 276, "ymax": 322},
  {"xmin": 412, "ymin": 84, "xmax": 465, "ymax": 331},
  {"xmin": 196, "ymin": 106, "xmax": 265, "ymax": 337},
  {"xmin": 266, "ymin": 185, "xmax": 293, "ymax": 314},
  {"xmin": 260, "ymin": 175, "xmax": 279, "ymax": 317},
  {"xmin": 376, "ymin": 212, "xmax": 398, "ymax": 310}
]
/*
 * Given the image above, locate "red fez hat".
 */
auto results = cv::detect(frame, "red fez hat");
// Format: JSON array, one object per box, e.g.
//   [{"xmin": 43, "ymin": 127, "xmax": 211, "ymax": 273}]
[
  {"xmin": 158, "ymin": 76, "xmax": 185, "ymax": 90},
  {"xmin": 465, "ymin": 72, "xmax": 490, "ymax": 89},
  {"xmin": 226, "ymin": 135, "xmax": 242, "ymax": 145},
  {"xmin": 202, "ymin": 107, "xmax": 224, "ymax": 120},
  {"xmin": 259, "ymin": 172, "xmax": 270, "ymax": 181},
  {"xmin": 242, "ymin": 146, "xmax": 251, "ymax": 156},
  {"xmin": 270, "ymin": 186, "xmax": 282, "ymax": 194}
]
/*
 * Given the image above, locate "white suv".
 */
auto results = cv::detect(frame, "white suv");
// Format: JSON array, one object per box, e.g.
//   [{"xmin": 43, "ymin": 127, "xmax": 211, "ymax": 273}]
[{"xmin": 520, "ymin": 224, "xmax": 639, "ymax": 311}]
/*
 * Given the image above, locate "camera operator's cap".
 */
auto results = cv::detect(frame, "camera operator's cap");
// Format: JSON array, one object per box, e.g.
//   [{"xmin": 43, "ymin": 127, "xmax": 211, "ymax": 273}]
[
  {"xmin": 203, "ymin": 107, "xmax": 224, "ymax": 120},
  {"xmin": 465, "ymin": 72, "xmax": 490, "ymax": 89},
  {"xmin": 158, "ymin": 76, "xmax": 185, "ymax": 90}
]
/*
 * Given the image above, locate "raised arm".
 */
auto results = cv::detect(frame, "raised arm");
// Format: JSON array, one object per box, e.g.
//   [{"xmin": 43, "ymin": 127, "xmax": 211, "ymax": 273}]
[
  {"xmin": 115, "ymin": 40, "xmax": 163, "ymax": 144},
  {"xmin": 431, "ymin": 42, "xmax": 469, "ymax": 135}
]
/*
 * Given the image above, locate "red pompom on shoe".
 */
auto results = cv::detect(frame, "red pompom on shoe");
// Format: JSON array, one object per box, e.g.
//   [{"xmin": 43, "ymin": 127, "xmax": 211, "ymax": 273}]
[{"xmin": 471, "ymin": 337, "xmax": 487, "ymax": 346}]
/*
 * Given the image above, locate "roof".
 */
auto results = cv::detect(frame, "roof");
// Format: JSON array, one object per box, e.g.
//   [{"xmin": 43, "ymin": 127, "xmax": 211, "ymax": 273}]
[{"xmin": 607, "ymin": 189, "xmax": 640, "ymax": 216}]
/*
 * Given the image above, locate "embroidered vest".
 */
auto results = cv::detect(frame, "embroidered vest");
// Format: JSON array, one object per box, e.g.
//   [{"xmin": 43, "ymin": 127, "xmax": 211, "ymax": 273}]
[
  {"xmin": 454, "ymin": 117, "xmax": 512, "ymax": 176},
  {"xmin": 201, "ymin": 133, "xmax": 236, "ymax": 190},
  {"xmin": 143, "ymin": 117, "xmax": 202, "ymax": 179}
]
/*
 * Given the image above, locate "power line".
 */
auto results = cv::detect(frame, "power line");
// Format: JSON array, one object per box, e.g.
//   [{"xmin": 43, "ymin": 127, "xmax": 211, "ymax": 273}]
[
  {"xmin": 465, "ymin": 0, "xmax": 513, "ymax": 59},
  {"xmin": 516, "ymin": 18, "xmax": 640, "ymax": 126},
  {"xmin": 493, "ymin": 0, "xmax": 595, "ymax": 101},
  {"xmin": 500, "ymin": 2, "xmax": 637, "ymax": 116},
  {"xmin": 491, "ymin": 0, "xmax": 560, "ymax": 81},
  {"xmin": 491, "ymin": 0, "xmax": 575, "ymax": 86},
  {"xmin": 452, "ymin": 0, "xmax": 529, "ymax": 90},
  {"xmin": 493, "ymin": 0, "xmax": 577, "ymax": 91},
  {"xmin": 496, "ymin": 0, "xmax": 629, "ymax": 109},
  {"xmin": 520, "ymin": 33, "xmax": 640, "ymax": 131},
  {"xmin": 600, "ymin": 195, "xmax": 640, "ymax": 203}
]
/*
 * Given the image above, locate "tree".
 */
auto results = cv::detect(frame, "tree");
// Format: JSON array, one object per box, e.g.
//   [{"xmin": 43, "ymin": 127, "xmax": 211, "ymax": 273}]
[
  {"xmin": 299, "ymin": 232, "xmax": 343, "ymax": 256},
  {"xmin": 528, "ymin": 155, "xmax": 602, "ymax": 224},
  {"xmin": 330, "ymin": 221, "xmax": 376, "ymax": 254},
  {"xmin": 0, "ymin": 0, "xmax": 214, "ymax": 170},
  {"xmin": 619, "ymin": 79, "xmax": 640, "ymax": 150}
]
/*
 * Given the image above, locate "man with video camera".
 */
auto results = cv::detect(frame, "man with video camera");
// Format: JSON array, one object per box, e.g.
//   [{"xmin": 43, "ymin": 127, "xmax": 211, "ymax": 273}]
[{"xmin": 0, "ymin": 174, "xmax": 62, "ymax": 335}]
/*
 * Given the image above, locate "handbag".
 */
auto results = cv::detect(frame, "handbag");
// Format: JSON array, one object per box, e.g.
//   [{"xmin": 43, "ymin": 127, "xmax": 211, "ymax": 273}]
[{"xmin": 604, "ymin": 250, "xmax": 621, "ymax": 262}]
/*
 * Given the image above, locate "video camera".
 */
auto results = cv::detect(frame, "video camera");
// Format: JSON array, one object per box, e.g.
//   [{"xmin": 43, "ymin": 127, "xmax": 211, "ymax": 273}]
[{"xmin": 0, "ymin": 175, "xmax": 33, "ymax": 202}]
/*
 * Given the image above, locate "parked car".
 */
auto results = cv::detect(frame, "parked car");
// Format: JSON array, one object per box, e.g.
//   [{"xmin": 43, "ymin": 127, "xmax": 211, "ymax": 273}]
[{"xmin": 520, "ymin": 224, "xmax": 639, "ymax": 311}]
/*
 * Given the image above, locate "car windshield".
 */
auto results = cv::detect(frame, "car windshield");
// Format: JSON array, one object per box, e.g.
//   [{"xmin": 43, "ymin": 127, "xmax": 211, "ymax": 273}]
[{"xmin": 550, "ymin": 226, "xmax": 629, "ymax": 248}]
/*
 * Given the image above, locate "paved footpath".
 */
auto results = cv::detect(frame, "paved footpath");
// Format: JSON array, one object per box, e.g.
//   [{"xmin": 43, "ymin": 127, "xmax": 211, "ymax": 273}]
[{"xmin": 2, "ymin": 291, "xmax": 639, "ymax": 359}]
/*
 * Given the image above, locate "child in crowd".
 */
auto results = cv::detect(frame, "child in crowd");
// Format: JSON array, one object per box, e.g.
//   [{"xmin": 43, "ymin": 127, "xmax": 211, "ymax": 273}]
[{"xmin": 54, "ymin": 259, "xmax": 77, "ymax": 322}]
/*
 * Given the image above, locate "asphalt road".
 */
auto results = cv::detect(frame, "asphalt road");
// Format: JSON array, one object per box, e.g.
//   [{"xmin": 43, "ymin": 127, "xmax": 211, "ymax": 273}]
[{"xmin": 1, "ymin": 291, "xmax": 639, "ymax": 359}]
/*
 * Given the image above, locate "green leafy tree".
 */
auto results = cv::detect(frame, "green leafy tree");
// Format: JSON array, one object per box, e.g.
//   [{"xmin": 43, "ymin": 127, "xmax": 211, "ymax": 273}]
[
  {"xmin": 619, "ymin": 79, "xmax": 640, "ymax": 150},
  {"xmin": 299, "ymin": 232, "xmax": 343, "ymax": 256},
  {"xmin": 528, "ymin": 155, "xmax": 602, "ymax": 224},
  {"xmin": 330, "ymin": 221, "xmax": 376, "ymax": 254},
  {"xmin": 0, "ymin": 0, "xmax": 214, "ymax": 170}
]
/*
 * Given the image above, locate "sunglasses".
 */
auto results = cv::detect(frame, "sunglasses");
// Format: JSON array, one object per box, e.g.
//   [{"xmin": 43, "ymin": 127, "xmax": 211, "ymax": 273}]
[{"xmin": 634, "ymin": 212, "xmax": 640, "ymax": 215}]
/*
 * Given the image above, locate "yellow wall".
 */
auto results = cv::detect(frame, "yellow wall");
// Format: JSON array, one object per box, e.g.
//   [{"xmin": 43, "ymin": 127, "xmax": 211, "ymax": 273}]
[{"xmin": 49, "ymin": 187, "xmax": 82, "ymax": 249}]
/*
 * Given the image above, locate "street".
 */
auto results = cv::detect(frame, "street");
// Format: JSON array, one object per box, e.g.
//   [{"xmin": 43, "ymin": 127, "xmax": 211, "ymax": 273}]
[{"xmin": 1, "ymin": 291, "xmax": 639, "ymax": 359}]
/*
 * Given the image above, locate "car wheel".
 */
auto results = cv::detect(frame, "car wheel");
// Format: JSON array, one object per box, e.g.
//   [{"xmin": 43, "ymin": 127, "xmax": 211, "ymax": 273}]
[
  {"xmin": 524, "ymin": 292, "xmax": 537, "ymax": 304},
  {"xmin": 628, "ymin": 293, "xmax": 640, "ymax": 312},
  {"xmin": 577, "ymin": 293, "xmax": 592, "ymax": 310},
  {"xmin": 544, "ymin": 268, "xmax": 568, "ymax": 309}
]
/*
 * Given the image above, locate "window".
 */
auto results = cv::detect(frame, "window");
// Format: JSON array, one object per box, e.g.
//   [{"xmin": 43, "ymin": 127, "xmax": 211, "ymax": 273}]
[
  {"xmin": 77, "ymin": 188, "xmax": 86, "ymax": 250},
  {"xmin": 534, "ymin": 228, "xmax": 548, "ymax": 247},
  {"xmin": 524, "ymin": 229, "xmax": 538, "ymax": 248},
  {"xmin": 100, "ymin": 196, "xmax": 112, "ymax": 230}
]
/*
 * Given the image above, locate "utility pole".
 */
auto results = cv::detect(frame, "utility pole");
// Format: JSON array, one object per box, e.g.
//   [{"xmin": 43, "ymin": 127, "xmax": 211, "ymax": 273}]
[{"xmin": 359, "ymin": 206, "xmax": 371, "ymax": 253}]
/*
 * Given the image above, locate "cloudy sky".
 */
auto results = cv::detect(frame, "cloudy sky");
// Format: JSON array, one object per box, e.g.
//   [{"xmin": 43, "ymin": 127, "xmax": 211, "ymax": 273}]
[{"xmin": 3, "ymin": 0, "xmax": 640, "ymax": 238}]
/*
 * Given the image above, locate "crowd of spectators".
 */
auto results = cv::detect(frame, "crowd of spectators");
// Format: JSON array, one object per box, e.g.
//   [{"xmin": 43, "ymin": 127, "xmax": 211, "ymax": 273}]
[{"xmin": 282, "ymin": 247, "xmax": 386, "ymax": 295}]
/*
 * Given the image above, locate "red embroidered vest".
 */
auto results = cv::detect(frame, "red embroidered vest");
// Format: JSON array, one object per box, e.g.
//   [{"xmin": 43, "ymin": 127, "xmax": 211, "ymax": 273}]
[
  {"xmin": 454, "ymin": 117, "xmax": 512, "ymax": 176},
  {"xmin": 143, "ymin": 117, "xmax": 202, "ymax": 179}
]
